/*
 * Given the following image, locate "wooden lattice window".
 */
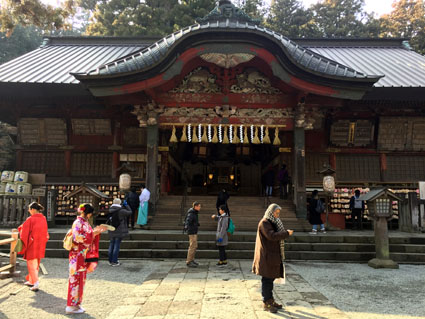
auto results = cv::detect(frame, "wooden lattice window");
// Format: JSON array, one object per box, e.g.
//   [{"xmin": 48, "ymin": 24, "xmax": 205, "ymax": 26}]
[
  {"xmin": 336, "ymin": 154, "xmax": 380, "ymax": 182},
  {"xmin": 71, "ymin": 153, "xmax": 112, "ymax": 177},
  {"xmin": 19, "ymin": 118, "xmax": 67, "ymax": 145},
  {"xmin": 386, "ymin": 156, "xmax": 425, "ymax": 182},
  {"xmin": 124, "ymin": 127, "xmax": 146, "ymax": 145},
  {"xmin": 306, "ymin": 153, "xmax": 329, "ymax": 182},
  {"xmin": 72, "ymin": 119, "xmax": 112, "ymax": 135},
  {"xmin": 21, "ymin": 152, "xmax": 65, "ymax": 176}
]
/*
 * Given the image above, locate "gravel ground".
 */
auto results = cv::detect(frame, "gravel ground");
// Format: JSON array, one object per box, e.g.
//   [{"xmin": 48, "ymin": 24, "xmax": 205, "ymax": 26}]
[
  {"xmin": 288, "ymin": 262, "xmax": 425, "ymax": 319},
  {"xmin": 0, "ymin": 258, "xmax": 162, "ymax": 319}
]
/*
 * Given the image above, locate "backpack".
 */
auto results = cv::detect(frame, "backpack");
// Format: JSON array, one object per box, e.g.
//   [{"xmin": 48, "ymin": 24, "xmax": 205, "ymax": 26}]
[
  {"xmin": 227, "ymin": 217, "xmax": 235, "ymax": 235},
  {"xmin": 107, "ymin": 210, "xmax": 120, "ymax": 229},
  {"xmin": 316, "ymin": 200, "xmax": 325, "ymax": 214}
]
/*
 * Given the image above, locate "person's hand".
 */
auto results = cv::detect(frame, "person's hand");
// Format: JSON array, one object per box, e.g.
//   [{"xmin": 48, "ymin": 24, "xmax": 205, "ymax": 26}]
[
  {"xmin": 93, "ymin": 225, "xmax": 107, "ymax": 235},
  {"xmin": 211, "ymin": 214, "xmax": 216, "ymax": 219},
  {"xmin": 217, "ymin": 238, "xmax": 223, "ymax": 243},
  {"xmin": 287, "ymin": 229, "xmax": 294, "ymax": 236}
]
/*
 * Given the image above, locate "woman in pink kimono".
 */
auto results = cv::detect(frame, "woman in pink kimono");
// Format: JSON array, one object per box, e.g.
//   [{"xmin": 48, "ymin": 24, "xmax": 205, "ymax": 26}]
[{"xmin": 66, "ymin": 203, "xmax": 106, "ymax": 315}]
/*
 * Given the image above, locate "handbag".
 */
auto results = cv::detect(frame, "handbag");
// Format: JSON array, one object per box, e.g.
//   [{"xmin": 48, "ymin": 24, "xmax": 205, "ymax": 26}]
[
  {"xmin": 63, "ymin": 229, "xmax": 73, "ymax": 251},
  {"xmin": 14, "ymin": 238, "xmax": 23, "ymax": 253}
]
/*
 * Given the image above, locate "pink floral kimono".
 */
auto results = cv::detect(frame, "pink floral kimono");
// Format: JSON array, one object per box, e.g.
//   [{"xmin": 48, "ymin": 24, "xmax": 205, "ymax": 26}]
[{"xmin": 67, "ymin": 216, "xmax": 94, "ymax": 307}]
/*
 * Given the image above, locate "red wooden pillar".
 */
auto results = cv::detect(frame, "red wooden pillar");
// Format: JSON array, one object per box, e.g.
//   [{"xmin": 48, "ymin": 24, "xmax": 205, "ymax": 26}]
[
  {"xmin": 112, "ymin": 152, "xmax": 119, "ymax": 179},
  {"xmin": 65, "ymin": 150, "xmax": 72, "ymax": 177},
  {"xmin": 380, "ymin": 153, "xmax": 387, "ymax": 182}
]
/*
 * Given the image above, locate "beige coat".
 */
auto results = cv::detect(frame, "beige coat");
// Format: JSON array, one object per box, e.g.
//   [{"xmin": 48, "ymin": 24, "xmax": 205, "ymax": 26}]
[{"xmin": 252, "ymin": 218, "xmax": 289, "ymax": 279}]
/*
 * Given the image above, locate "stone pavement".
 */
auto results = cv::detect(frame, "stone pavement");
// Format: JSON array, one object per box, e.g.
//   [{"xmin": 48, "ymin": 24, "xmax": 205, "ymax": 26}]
[{"xmin": 0, "ymin": 258, "xmax": 424, "ymax": 319}]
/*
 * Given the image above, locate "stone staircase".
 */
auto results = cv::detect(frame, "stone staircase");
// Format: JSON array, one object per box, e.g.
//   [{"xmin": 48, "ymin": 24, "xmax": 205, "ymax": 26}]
[
  {"xmin": 20, "ymin": 230, "xmax": 425, "ymax": 264},
  {"xmin": 150, "ymin": 195, "xmax": 311, "ymax": 232}
]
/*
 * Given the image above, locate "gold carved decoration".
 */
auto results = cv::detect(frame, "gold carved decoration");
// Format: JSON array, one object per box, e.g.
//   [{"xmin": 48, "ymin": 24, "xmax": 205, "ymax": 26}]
[
  {"xmin": 230, "ymin": 68, "xmax": 281, "ymax": 94},
  {"xmin": 170, "ymin": 67, "xmax": 221, "ymax": 94},
  {"xmin": 200, "ymin": 53, "xmax": 255, "ymax": 68},
  {"xmin": 131, "ymin": 101, "xmax": 164, "ymax": 127}
]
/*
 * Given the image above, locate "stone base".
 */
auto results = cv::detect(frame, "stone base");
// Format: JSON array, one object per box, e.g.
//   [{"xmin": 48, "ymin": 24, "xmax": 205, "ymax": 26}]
[{"xmin": 368, "ymin": 258, "xmax": 399, "ymax": 269}]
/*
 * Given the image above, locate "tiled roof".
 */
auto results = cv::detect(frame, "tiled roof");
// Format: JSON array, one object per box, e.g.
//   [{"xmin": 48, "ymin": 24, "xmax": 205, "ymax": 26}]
[
  {"xmin": 80, "ymin": 21, "xmax": 377, "ymax": 82},
  {"xmin": 0, "ymin": 37, "xmax": 152, "ymax": 84}
]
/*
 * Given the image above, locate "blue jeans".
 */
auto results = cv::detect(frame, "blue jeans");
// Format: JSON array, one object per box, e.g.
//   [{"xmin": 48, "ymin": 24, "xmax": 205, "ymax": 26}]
[
  {"xmin": 312, "ymin": 224, "xmax": 325, "ymax": 230},
  {"xmin": 108, "ymin": 238, "xmax": 122, "ymax": 263},
  {"xmin": 266, "ymin": 186, "xmax": 273, "ymax": 196}
]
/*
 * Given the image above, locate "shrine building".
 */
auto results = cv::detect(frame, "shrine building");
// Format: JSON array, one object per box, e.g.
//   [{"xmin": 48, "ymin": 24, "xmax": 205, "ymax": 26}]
[{"xmin": 1, "ymin": 0, "xmax": 425, "ymax": 226}]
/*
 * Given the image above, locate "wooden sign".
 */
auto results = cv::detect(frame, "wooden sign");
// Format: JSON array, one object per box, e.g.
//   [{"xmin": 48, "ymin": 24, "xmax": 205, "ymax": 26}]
[{"xmin": 32, "ymin": 188, "xmax": 46, "ymax": 197}]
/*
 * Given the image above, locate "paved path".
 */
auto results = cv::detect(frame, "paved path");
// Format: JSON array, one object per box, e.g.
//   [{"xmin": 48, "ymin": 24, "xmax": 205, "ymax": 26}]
[{"xmin": 0, "ymin": 259, "xmax": 424, "ymax": 319}]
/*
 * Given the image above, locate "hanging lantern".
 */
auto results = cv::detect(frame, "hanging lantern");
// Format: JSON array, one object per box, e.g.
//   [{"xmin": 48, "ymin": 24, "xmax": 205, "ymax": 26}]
[
  {"xmin": 169, "ymin": 126, "xmax": 178, "ymax": 143},
  {"xmin": 252, "ymin": 126, "xmax": 260, "ymax": 144},
  {"xmin": 273, "ymin": 127, "xmax": 281, "ymax": 145},
  {"xmin": 223, "ymin": 126, "xmax": 229, "ymax": 144},
  {"xmin": 181, "ymin": 125, "xmax": 188, "ymax": 142},
  {"xmin": 263, "ymin": 126, "xmax": 271, "ymax": 144},
  {"xmin": 192, "ymin": 125, "xmax": 199, "ymax": 143},
  {"xmin": 243, "ymin": 125, "xmax": 249, "ymax": 144},
  {"xmin": 212, "ymin": 125, "xmax": 218, "ymax": 143},
  {"xmin": 201, "ymin": 124, "xmax": 208, "ymax": 143}
]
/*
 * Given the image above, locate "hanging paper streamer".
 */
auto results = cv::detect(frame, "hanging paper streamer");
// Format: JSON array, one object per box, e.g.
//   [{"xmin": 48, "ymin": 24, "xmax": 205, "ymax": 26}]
[
  {"xmin": 198, "ymin": 124, "xmax": 202, "ymax": 143},
  {"xmin": 201, "ymin": 124, "xmax": 208, "ymax": 143},
  {"xmin": 233, "ymin": 125, "xmax": 240, "ymax": 144},
  {"xmin": 273, "ymin": 127, "xmax": 281, "ymax": 145},
  {"xmin": 260, "ymin": 125, "xmax": 264, "ymax": 144},
  {"xmin": 192, "ymin": 125, "xmax": 199, "ymax": 143},
  {"xmin": 187, "ymin": 124, "xmax": 192, "ymax": 142},
  {"xmin": 212, "ymin": 125, "xmax": 218, "ymax": 143},
  {"xmin": 250, "ymin": 125, "xmax": 254, "ymax": 143},
  {"xmin": 263, "ymin": 126, "xmax": 271, "ymax": 144},
  {"xmin": 207, "ymin": 124, "xmax": 212, "ymax": 143},
  {"xmin": 180, "ymin": 125, "xmax": 188, "ymax": 142},
  {"xmin": 229, "ymin": 125, "xmax": 233, "ymax": 143},
  {"xmin": 218, "ymin": 125, "xmax": 223, "ymax": 143},
  {"xmin": 239, "ymin": 125, "xmax": 244, "ymax": 143},
  {"xmin": 243, "ymin": 126, "xmax": 249, "ymax": 144},
  {"xmin": 223, "ymin": 126, "xmax": 229, "ymax": 144},
  {"xmin": 253, "ymin": 126, "xmax": 260, "ymax": 144},
  {"xmin": 169, "ymin": 126, "xmax": 178, "ymax": 143}
]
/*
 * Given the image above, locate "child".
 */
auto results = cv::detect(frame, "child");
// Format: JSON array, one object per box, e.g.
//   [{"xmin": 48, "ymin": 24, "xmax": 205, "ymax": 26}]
[{"xmin": 211, "ymin": 204, "xmax": 230, "ymax": 266}]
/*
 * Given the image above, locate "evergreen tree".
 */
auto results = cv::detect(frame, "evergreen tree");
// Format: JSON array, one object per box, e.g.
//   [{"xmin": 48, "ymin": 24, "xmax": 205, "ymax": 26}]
[{"xmin": 0, "ymin": 26, "xmax": 43, "ymax": 64}]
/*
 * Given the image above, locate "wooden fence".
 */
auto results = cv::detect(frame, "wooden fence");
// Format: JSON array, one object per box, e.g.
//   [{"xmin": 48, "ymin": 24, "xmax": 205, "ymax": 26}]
[
  {"xmin": 0, "ymin": 195, "xmax": 37, "ymax": 227},
  {"xmin": 0, "ymin": 229, "xmax": 20, "ymax": 279}
]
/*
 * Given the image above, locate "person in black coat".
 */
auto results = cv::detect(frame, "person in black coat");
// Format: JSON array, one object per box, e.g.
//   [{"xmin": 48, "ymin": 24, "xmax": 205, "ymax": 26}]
[
  {"xmin": 308, "ymin": 190, "xmax": 326, "ymax": 234},
  {"xmin": 124, "ymin": 186, "xmax": 140, "ymax": 230},
  {"xmin": 264, "ymin": 168, "xmax": 275, "ymax": 197},
  {"xmin": 216, "ymin": 189, "xmax": 230, "ymax": 214},
  {"xmin": 184, "ymin": 201, "xmax": 201, "ymax": 268},
  {"xmin": 349, "ymin": 189, "xmax": 365, "ymax": 230}
]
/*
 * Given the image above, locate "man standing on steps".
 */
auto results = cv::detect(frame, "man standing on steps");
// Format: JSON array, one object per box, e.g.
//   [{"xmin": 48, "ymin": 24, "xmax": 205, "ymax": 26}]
[{"xmin": 184, "ymin": 201, "xmax": 201, "ymax": 268}]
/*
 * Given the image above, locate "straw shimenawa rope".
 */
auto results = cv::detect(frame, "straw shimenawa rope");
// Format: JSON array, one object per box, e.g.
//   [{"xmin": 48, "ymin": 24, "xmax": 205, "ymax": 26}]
[
  {"xmin": 273, "ymin": 127, "xmax": 281, "ymax": 145},
  {"xmin": 192, "ymin": 125, "xmax": 199, "ymax": 143},
  {"xmin": 180, "ymin": 125, "xmax": 188, "ymax": 142},
  {"xmin": 263, "ymin": 126, "xmax": 271, "ymax": 144},
  {"xmin": 169, "ymin": 126, "xmax": 178, "ymax": 143},
  {"xmin": 201, "ymin": 124, "xmax": 208, "ymax": 143},
  {"xmin": 223, "ymin": 126, "xmax": 229, "ymax": 144},
  {"xmin": 212, "ymin": 125, "xmax": 218, "ymax": 143},
  {"xmin": 252, "ymin": 126, "xmax": 260, "ymax": 144}
]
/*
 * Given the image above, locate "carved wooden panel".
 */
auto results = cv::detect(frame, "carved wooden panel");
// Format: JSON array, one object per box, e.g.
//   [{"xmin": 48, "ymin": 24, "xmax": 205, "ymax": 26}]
[
  {"xmin": 378, "ymin": 118, "xmax": 407, "ymax": 151},
  {"xmin": 19, "ymin": 118, "xmax": 67, "ymax": 145},
  {"xmin": 21, "ymin": 151, "xmax": 65, "ymax": 176},
  {"xmin": 336, "ymin": 154, "xmax": 380, "ymax": 182},
  {"xmin": 72, "ymin": 119, "xmax": 111, "ymax": 135},
  {"xmin": 386, "ymin": 155, "xmax": 425, "ymax": 182},
  {"xmin": 71, "ymin": 152, "xmax": 112, "ymax": 177},
  {"xmin": 123, "ymin": 127, "xmax": 147, "ymax": 146},
  {"xmin": 330, "ymin": 120, "xmax": 374, "ymax": 147}
]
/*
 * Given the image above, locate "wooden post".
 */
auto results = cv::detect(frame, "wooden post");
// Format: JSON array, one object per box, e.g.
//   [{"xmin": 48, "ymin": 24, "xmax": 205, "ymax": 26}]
[
  {"xmin": 329, "ymin": 153, "xmax": 336, "ymax": 170},
  {"xmin": 408, "ymin": 192, "xmax": 420, "ymax": 231},
  {"xmin": 147, "ymin": 124, "xmax": 159, "ymax": 215},
  {"xmin": 112, "ymin": 151, "xmax": 119, "ymax": 179},
  {"xmin": 65, "ymin": 150, "xmax": 72, "ymax": 177},
  {"xmin": 293, "ymin": 127, "xmax": 307, "ymax": 218},
  {"xmin": 9, "ymin": 197, "xmax": 17, "ymax": 226},
  {"xmin": 399, "ymin": 197, "xmax": 412, "ymax": 232},
  {"xmin": 379, "ymin": 153, "xmax": 387, "ymax": 182}
]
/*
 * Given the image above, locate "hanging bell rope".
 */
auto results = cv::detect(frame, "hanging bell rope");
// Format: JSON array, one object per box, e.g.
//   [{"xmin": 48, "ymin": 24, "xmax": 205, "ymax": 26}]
[
  {"xmin": 263, "ymin": 126, "xmax": 271, "ymax": 144},
  {"xmin": 273, "ymin": 127, "xmax": 281, "ymax": 145},
  {"xmin": 252, "ymin": 126, "xmax": 260, "ymax": 144},
  {"xmin": 201, "ymin": 124, "xmax": 208, "ymax": 143},
  {"xmin": 212, "ymin": 125, "xmax": 218, "ymax": 143},
  {"xmin": 192, "ymin": 125, "xmax": 199, "ymax": 143},
  {"xmin": 233, "ymin": 125, "xmax": 240, "ymax": 144},
  {"xmin": 243, "ymin": 126, "xmax": 249, "ymax": 144},
  {"xmin": 169, "ymin": 126, "xmax": 178, "ymax": 143},
  {"xmin": 180, "ymin": 125, "xmax": 188, "ymax": 142},
  {"xmin": 223, "ymin": 125, "xmax": 230, "ymax": 144}
]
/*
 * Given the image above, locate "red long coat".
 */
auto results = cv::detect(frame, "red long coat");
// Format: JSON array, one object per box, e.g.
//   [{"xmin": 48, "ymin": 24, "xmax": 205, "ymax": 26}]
[{"xmin": 18, "ymin": 213, "xmax": 49, "ymax": 260}]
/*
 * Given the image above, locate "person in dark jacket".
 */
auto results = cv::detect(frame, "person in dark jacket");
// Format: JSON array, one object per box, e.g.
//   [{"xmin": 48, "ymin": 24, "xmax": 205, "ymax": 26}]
[
  {"xmin": 349, "ymin": 189, "xmax": 365, "ymax": 230},
  {"xmin": 308, "ymin": 190, "xmax": 326, "ymax": 234},
  {"xmin": 211, "ymin": 204, "xmax": 230, "ymax": 266},
  {"xmin": 264, "ymin": 167, "xmax": 275, "ymax": 197},
  {"xmin": 124, "ymin": 186, "xmax": 140, "ymax": 230},
  {"xmin": 277, "ymin": 164, "xmax": 289, "ymax": 199},
  {"xmin": 184, "ymin": 201, "xmax": 201, "ymax": 268},
  {"xmin": 108, "ymin": 198, "xmax": 132, "ymax": 266},
  {"xmin": 252, "ymin": 203, "xmax": 293, "ymax": 313},
  {"xmin": 216, "ymin": 189, "xmax": 230, "ymax": 214}
]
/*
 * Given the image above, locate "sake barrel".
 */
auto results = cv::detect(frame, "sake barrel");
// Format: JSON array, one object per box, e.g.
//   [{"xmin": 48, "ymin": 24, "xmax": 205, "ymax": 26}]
[
  {"xmin": 1, "ymin": 171, "xmax": 14, "ymax": 182},
  {"xmin": 14, "ymin": 171, "xmax": 29, "ymax": 183},
  {"xmin": 5, "ymin": 182, "xmax": 17, "ymax": 195},
  {"xmin": 0, "ymin": 182, "xmax": 6, "ymax": 194},
  {"xmin": 16, "ymin": 183, "xmax": 32, "ymax": 195},
  {"xmin": 119, "ymin": 173, "xmax": 131, "ymax": 191}
]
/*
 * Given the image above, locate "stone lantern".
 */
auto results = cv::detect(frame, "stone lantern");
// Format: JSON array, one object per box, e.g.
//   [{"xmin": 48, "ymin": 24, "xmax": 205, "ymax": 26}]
[{"xmin": 359, "ymin": 188, "xmax": 401, "ymax": 269}]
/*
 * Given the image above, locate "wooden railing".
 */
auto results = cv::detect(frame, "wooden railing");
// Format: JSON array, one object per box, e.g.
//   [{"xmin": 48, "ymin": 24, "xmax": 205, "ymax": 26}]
[
  {"xmin": 0, "ymin": 195, "xmax": 37, "ymax": 226},
  {"xmin": 0, "ymin": 229, "xmax": 19, "ymax": 279}
]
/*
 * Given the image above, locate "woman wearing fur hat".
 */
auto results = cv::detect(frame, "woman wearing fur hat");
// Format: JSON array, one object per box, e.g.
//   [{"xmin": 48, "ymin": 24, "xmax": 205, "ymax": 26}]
[
  {"xmin": 66, "ymin": 203, "xmax": 106, "ymax": 315},
  {"xmin": 108, "ymin": 198, "xmax": 132, "ymax": 266},
  {"xmin": 252, "ymin": 203, "xmax": 293, "ymax": 313}
]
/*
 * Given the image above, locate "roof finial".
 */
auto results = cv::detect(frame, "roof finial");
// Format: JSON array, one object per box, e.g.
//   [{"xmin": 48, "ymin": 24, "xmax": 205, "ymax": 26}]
[{"xmin": 198, "ymin": 0, "xmax": 260, "ymax": 24}]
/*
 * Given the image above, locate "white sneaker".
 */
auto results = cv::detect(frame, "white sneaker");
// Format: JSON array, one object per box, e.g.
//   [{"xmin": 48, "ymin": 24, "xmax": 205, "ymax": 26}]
[
  {"xmin": 320, "ymin": 228, "xmax": 327, "ymax": 234},
  {"xmin": 30, "ymin": 282, "xmax": 39, "ymax": 291},
  {"xmin": 65, "ymin": 306, "xmax": 85, "ymax": 314},
  {"xmin": 24, "ymin": 281, "xmax": 33, "ymax": 287},
  {"xmin": 309, "ymin": 229, "xmax": 318, "ymax": 235}
]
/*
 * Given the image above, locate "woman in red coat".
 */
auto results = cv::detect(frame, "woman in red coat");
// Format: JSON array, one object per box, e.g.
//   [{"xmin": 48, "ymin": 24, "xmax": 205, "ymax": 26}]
[{"xmin": 18, "ymin": 202, "xmax": 49, "ymax": 292}]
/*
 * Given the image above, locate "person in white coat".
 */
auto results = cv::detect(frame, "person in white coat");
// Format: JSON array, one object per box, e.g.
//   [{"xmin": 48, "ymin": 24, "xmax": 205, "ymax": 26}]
[{"xmin": 137, "ymin": 184, "xmax": 150, "ymax": 226}]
